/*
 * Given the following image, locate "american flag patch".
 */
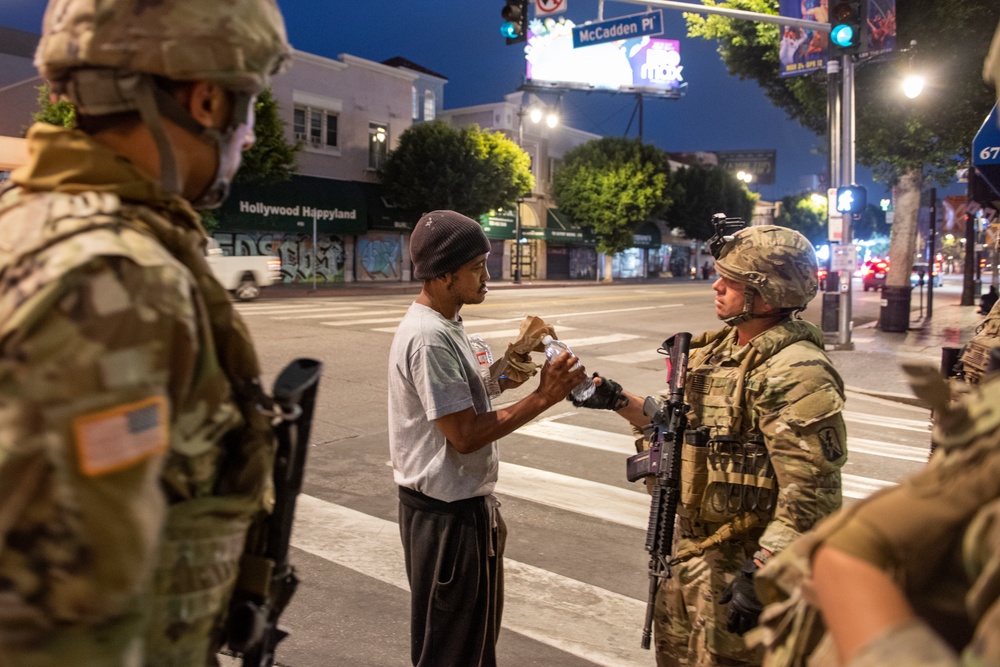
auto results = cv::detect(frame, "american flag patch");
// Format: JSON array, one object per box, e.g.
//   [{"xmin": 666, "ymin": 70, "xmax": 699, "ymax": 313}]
[{"xmin": 72, "ymin": 396, "xmax": 169, "ymax": 476}]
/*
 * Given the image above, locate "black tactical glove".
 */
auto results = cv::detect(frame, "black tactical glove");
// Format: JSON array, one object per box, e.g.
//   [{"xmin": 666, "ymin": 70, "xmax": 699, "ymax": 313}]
[
  {"xmin": 571, "ymin": 373, "xmax": 628, "ymax": 410},
  {"xmin": 718, "ymin": 557, "xmax": 764, "ymax": 636}
]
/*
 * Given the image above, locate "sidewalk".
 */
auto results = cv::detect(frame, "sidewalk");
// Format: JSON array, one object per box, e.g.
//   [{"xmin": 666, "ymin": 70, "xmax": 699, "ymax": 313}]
[
  {"xmin": 260, "ymin": 277, "xmax": 986, "ymax": 407},
  {"xmin": 829, "ymin": 293, "xmax": 984, "ymax": 407}
]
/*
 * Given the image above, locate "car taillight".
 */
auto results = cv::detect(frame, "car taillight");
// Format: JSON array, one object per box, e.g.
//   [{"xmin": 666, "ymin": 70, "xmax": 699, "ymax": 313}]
[{"xmin": 267, "ymin": 258, "xmax": 282, "ymax": 280}]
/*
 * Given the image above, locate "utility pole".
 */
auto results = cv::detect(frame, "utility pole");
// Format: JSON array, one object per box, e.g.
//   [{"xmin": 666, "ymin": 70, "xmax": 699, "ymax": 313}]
[{"xmin": 927, "ymin": 187, "xmax": 937, "ymax": 318}]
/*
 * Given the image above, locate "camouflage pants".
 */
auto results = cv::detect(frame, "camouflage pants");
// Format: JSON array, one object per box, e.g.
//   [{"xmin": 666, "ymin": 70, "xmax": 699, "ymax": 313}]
[{"xmin": 654, "ymin": 537, "xmax": 763, "ymax": 667}]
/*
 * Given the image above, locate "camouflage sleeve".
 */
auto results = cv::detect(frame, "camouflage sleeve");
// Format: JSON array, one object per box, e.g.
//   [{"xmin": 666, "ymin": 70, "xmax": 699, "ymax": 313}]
[
  {"xmin": 846, "ymin": 619, "xmax": 959, "ymax": 667},
  {"xmin": 754, "ymin": 350, "xmax": 847, "ymax": 555},
  {"xmin": 0, "ymin": 255, "xmax": 200, "ymax": 655}
]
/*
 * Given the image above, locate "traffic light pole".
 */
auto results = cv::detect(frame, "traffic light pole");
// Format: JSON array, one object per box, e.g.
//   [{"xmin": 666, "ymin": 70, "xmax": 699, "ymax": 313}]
[{"xmin": 836, "ymin": 54, "xmax": 856, "ymax": 350}]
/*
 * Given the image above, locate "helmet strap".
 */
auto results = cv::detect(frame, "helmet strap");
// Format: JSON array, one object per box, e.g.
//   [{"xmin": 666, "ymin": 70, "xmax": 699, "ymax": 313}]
[{"xmin": 723, "ymin": 285, "xmax": 760, "ymax": 326}]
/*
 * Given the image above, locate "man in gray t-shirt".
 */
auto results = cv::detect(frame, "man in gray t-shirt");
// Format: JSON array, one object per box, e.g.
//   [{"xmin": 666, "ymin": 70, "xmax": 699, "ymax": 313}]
[{"xmin": 389, "ymin": 210, "xmax": 584, "ymax": 667}]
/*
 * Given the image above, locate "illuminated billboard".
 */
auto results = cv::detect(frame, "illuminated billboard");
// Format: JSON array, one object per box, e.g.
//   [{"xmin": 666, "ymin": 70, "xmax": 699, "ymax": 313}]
[{"xmin": 525, "ymin": 17, "xmax": 686, "ymax": 99}]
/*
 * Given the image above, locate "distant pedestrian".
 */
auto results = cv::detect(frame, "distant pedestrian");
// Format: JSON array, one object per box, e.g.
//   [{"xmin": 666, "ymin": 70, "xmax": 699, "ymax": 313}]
[
  {"xmin": 388, "ymin": 210, "xmax": 587, "ymax": 666},
  {"xmin": 702, "ymin": 260, "xmax": 713, "ymax": 280}
]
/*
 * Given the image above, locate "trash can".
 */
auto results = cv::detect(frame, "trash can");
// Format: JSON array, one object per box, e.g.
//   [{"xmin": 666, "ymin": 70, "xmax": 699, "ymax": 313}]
[
  {"xmin": 821, "ymin": 293, "xmax": 840, "ymax": 332},
  {"xmin": 880, "ymin": 284, "xmax": 912, "ymax": 332}
]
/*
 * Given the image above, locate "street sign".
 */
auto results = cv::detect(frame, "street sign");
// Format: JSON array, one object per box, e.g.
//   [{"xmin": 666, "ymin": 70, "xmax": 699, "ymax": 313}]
[
  {"xmin": 973, "ymin": 103, "xmax": 1000, "ymax": 165},
  {"xmin": 536, "ymin": 0, "xmax": 567, "ymax": 16},
  {"xmin": 572, "ymin": 10, "xmax": 663, "ymax": 49},
  {"xmin": 831, "ymin": 245, "xmax": 857, "ymax": 272},
  {"xmin": 828, "ymin": 213, "xmax": 843, "ymax": 242}
]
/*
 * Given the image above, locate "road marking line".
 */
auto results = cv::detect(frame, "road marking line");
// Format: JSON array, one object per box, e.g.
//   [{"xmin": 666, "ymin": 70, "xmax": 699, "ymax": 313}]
[
  {"xmin": 498, "ymin": 462, "xmax": 648, "ymax": 530},
  {"xmin": 321, "ymin": 316, "xmax": 405, "ymax": 326},
  {"xmin": 848, "ymin": 437, "xmax": 930, "ymax": 462},
  {"xmin": 843, "ymin": 473, "xmax": 896, "ymax": 499},
  {"xmin": 517, "ymin": 419, "xmax": 637, "ymax": 454},
  {"xmin": 559, "ymin": 333, "xmax": 642, "ymax": 348},
  {"xmin": 292, "ymin": 495, "xmax": 650, "ymax": 667},
  {"xmin": 272, "ymin": 307, "xmax": 382, "ymax": 320},
  {"xmin": 598, "ymin": 349, "xmax": 664, "ymax": 364},
  {"xmin": 540, "ymin": 303, "xmax": 684, "ymax": 319},
  {"xmin": 843, "ymin": 411, "xmax": 929, "ymax": 433}
]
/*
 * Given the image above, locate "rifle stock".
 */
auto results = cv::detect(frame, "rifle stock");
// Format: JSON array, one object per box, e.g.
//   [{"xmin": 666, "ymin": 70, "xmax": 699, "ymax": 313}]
[
  {"xmin": 625, "ymin": 333, "xmax": 691, "ymax": 649},
  {"xmin": 226, "ymin": 358, "xmax": 323, "ymax": 667}
]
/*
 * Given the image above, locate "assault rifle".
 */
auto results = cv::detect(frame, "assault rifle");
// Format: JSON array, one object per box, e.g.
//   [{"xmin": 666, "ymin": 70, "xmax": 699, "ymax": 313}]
[
  {"xmin": 226, "ymin": 357, "xmax": 323, "ymax": 667},
  {"xmin": 625, "ymin": 333, "xmax": 692, "ymax": 650}
]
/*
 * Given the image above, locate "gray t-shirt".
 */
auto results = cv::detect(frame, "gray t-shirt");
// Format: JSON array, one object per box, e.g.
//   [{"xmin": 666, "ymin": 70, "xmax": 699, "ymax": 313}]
[{"xmin": 388, "ymin": 302, "xmax": 497, "ymax": 502}]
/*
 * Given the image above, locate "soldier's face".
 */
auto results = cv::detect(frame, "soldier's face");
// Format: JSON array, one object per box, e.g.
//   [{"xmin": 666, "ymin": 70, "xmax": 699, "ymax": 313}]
[{"xmin": 712, "ymin": 276, "xmax": 749, "ymax": 320}]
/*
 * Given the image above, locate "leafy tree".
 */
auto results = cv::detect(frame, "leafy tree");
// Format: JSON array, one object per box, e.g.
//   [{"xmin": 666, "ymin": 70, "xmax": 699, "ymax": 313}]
[
  {"xmin": 667, "ymin": 163, "xmax": 756, "ymax": 241},
  {"xmin": 684, "ymin": 0, "xmax": 996, "ymax": 291},
  {"xmin": 552, "ymin": 137, "xmax": 675, "ymax": 282},
  {"xmin": 32, "ymin": 84, "xmax": 75, "ymax": 130},
  {"xmin": 774, "ymin": 192, "xmax": 827, "ymax": 245},
  {"xmin": 379, "ymin": 120, "xmax": 532, "ymax": 221},
  {"xmin": 235, "ymin": 88, "xmax": 299, "ymax": 185}
]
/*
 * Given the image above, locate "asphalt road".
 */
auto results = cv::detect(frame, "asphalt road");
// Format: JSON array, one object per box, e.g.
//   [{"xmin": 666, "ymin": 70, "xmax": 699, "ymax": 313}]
[{"xmin": 229, "ymin": 282, "xmax": 933, "ymax": 667}]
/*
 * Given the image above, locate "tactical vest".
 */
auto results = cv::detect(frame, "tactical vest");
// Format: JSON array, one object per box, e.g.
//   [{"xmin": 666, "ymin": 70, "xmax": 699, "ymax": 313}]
[
  {"xmin": 0, "ymin": 188, "xmax": 273, "ymax": 665},
  {"xmin": 678, "ymin": 327, "xmax": 819, "ymax": 530}
]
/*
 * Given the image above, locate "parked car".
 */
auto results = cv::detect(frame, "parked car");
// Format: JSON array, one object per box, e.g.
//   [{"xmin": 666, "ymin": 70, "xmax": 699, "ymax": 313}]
[
  {"xmin": 910, "ymin": 263, "xmax": 942, "ymax": 288},
  {"xmin": 862, "ymin": 259, "xmax": 889, "ymax": 291},
  {"xmin": 205, "ymin": 239, "xmax": 282, "ymax": 301}
]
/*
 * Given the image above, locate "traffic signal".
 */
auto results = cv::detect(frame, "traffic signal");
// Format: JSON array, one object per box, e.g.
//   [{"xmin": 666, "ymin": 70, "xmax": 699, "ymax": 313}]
[
  {"xmin": 501, "ymin": 0, "xmax": 528, "ymax": 45},
  {"xmin": 836, "ymin": 185, "xmax": 867, "ymax": 215},
  {"xmin": 829, "ymin": 0, "xmax": 863, "ymax": 54}
]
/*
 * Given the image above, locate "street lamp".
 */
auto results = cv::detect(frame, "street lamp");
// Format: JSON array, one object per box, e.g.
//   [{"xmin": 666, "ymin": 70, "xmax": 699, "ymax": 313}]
[
  {"xmin": 513, "ymin": 98, "xmax": 559, "ymax": 284},
  {"xmin": 736, "ymin": 171, "xmax": 753, "ymax": 184}
]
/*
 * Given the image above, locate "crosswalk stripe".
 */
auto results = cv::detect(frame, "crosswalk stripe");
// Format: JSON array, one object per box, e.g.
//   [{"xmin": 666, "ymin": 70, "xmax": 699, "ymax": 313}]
[
  {"xmin": 599, "ymin": 349, "xmax": 663, "ymax": 364},
  {"xmin": 272, "ymin": 307, "xmax": 376, "ymax": 320},
  {"xmin": 559, "ymin": 333, "xmax": 642, "ymax": 348},
  {"xmin": 498, "ymin": 462, "xmax": 647, "ymax": 529},
  {"xmin": 292, "ymin": 494, "xmax": 649, "ymax": 667},
  {"xmin": 517, "ymin": 418, "xmax": 637, "ymax": 454},
  {"xmin": 321, "ymin": 316, "xmax": 405, "ymax": 326},
  {"xmin": 848, "ymin": 437, "xmax": 929, "ymax": 462},
  {"xmin": 843, "ymin": 410, "xmax": 929, "ymax": 433},
  {"xmin": 235, "ymin": 304, "xmax": 354, "ymax": 315},
  {"xmin": 535, "ymin": 303, "xmax": 685, "ymax": 319},
  {"xmin": 843, "ymin": 473, "xmax": 896, "ymax": 499}
]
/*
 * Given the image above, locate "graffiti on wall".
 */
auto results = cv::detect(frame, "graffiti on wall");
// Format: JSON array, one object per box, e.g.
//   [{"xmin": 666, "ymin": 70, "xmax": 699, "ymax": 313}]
[
  {"xmin": 356, "ymin": 233, "xmax": 402, "ymax": 281},
  {"xmin": 569, "ymin": 247, "xmax": 597, "ymax": 279},
  {"xmin": 215, "ymin": 232, "xmax": 346, "ymax": 283}
]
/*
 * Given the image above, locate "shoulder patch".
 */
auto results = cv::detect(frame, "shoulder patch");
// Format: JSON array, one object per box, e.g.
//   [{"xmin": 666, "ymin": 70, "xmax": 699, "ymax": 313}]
[{"xmin": 72, "ymin": 396, "xmax": 169, "ymax": 476}]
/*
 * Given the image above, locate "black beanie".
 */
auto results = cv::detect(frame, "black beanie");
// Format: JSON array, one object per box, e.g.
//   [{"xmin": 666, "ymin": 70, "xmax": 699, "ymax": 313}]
[{"xmin": 410, "ymin": 210, "xmax": 491, "ymax": 280}]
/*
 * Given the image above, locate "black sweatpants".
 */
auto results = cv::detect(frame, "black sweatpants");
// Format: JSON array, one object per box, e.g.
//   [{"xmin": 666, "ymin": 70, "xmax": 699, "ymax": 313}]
[{"xmin": 398, "ymin": 486, "xmax": 506, "ymax": 667}]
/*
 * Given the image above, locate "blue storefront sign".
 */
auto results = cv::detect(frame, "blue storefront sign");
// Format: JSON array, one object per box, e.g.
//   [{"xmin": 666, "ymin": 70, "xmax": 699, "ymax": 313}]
[{"xmin": 973, "ymin": 104, "xmax": 1000, "ymax": 166}]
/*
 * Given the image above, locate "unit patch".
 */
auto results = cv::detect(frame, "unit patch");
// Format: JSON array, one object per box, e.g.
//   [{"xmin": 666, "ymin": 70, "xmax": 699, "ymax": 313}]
[
  {"xmin": 72, "ymin": 396, "xmax": 169, "ymax": 476},
  {"xmin": 818, "ymin": 426, "xmax": 844, "ymax": 462}
]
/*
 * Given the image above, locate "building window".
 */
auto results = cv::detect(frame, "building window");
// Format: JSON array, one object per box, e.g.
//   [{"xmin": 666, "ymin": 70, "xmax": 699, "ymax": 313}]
[
  {"xmin": 294, "ymin": 105, "xmax": 338, "ymax": 149},
  {"xmin": 369, "ymin": 122, "xmax": 388, "ymax": 170},
  {"xmin": 423, "ymin": 90, "xmax": 436, "ymax": 121},
  {"xmin": 412, "ymin": 86, "xmax": 419, "ymax": 120}
]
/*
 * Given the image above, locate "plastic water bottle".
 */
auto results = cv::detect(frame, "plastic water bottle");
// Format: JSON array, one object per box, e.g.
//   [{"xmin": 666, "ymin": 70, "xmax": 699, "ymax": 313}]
[
  {"xmin": 540, "ymin": 335, "xmax": 595, "ymax": 401},
  {"xmin": 468, "ymin": 334, "xmax": 501, "ymax": 399}
]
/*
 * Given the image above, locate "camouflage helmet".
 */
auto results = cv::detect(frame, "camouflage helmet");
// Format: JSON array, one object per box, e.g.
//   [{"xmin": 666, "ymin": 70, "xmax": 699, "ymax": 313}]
[
  {"xmin": 36, "ymin": 0, "xmax": 291, "ymax": 97},
  {"xmin": 714, "ymin": 225, "xmax": 819, "ymax": 309}
]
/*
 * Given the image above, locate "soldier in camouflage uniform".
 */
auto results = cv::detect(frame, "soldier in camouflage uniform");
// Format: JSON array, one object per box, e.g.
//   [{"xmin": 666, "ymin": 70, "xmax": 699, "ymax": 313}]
[
  {"xmin": 750, "ymin": 363, "xmax": 1000, "ymax": 667},
  {"xmin": 575, "ymin": 225, "xmax": 847, "ymax": 666},
  {"xmin": 0, "ymin": 1, "xmax": 290, "ymax": 665},
  {"xmin": 747, "ymin": 36, "xmax": 1000, "ymax": 667}
]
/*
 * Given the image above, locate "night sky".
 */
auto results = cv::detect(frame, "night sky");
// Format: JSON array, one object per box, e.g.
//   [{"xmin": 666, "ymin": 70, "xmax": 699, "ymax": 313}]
[{"xmin": 2, "ymin": 0, "xmax": 900, "ymax": 202}]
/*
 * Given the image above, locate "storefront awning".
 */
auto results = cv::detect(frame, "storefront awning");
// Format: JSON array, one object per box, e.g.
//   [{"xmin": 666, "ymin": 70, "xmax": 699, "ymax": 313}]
[
  {"xmin": 973, "ymin": 105, "xmax": 1000, "ymax": 204},
  {"xmin": 541, "ymin": 209, "xmax": 595, "ymax": 244},
  {"xmin": 632, "ymin": 221, "xmax": 662, "ymax": 249},
  {"xmin": 219, "ymin": 174, "xmax": 367, "ymax": 235}
]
